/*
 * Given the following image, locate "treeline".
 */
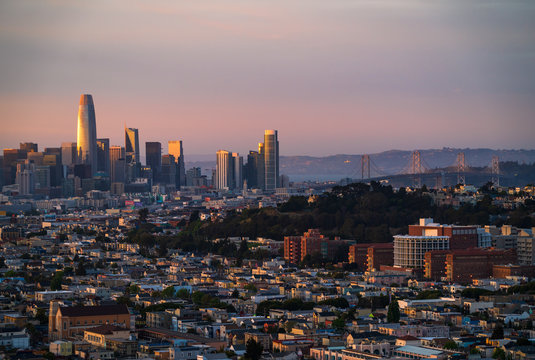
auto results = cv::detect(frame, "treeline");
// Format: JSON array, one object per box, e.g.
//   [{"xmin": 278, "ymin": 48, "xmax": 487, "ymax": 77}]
[{"xmin": 128, "ymin": 182, "xmax": 534, "ymax": 257}]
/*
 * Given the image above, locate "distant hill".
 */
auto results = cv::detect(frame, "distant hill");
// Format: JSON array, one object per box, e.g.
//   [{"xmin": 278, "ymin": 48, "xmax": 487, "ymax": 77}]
[{"xmin": 186, "ymin": 148, "xmax": 535, "ymax": 182}]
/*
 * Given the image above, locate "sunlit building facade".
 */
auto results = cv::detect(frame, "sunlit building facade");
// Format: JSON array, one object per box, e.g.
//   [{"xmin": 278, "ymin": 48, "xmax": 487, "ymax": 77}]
[
  {"xmin": 76, "ymin": 94, "xmax": 97, "ymax": 174},
  {"xmin": 168, "ymin": 140, "xmax": 185, "ymax": 187},
  {"xmin": 125, "ymin": 128, "xmax": 139, "ymax": 164},
  {"xmin": 263, "ymin": 130, "xmax": 279, "ymax": 192}
]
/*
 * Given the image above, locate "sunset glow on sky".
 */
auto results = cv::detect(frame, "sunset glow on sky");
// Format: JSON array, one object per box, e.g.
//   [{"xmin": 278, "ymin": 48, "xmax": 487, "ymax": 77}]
[{"xmin": 1, "ymin": 0, "xmax": 534, "ymax": 156}]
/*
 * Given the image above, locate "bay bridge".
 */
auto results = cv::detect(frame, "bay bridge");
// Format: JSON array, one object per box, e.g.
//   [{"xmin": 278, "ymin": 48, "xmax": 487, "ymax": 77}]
[{"xmin": 349, "ymin": 151, "xmax": 502, "ymax": 188}]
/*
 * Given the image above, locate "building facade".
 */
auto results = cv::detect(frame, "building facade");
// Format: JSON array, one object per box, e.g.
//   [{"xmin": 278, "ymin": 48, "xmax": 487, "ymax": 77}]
[
  {"xmin": 49, "ymin": 302, "xmax": 131, "ymax": 341},
  {"xmin": 393, "ymin": 235, "xmax": 449, "ymax": 269},
  {"xmin": 263, "ymin": 130, "xmax": 279, "ymax": 192},
  {"xmin": 77, "ymin": 94, "xmax": 97, "ymax": 174},
  {"xmin": 408, "ymin": 218, "xmax": 477, "ymax": 249}
]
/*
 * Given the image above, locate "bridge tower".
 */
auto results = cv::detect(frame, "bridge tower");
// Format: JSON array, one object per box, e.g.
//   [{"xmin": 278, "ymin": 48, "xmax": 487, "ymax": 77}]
[
  {"xmin": 491, "ymin": 156, "xmax": 500, "ymax": 187},
  {"xmin": 456, "ymin": 152, "xmax": 466, "ymax": 185},
  {"xmin": 411, "ymin": 150, "xmax": 422, "ymax": 188},
  {"xmin": 361, "ymin": 154, "xmax": 370, "ymax": 180}
]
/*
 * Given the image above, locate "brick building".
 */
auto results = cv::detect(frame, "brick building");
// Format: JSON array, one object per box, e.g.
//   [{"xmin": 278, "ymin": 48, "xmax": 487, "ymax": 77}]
[
  {"xmin": 284, "ymin": 229, "xmax": 351, "ymax": 264},
  {"xmin": 49, "ymin": 302, "xmax": 131, "ymax": 341},
  {"xmin": 409, "ymin": 218, "xmax": 477, "ymax": 249},
  {"xmin": 493, "ymin": 264, "xmax": 535, "ymax": 279},
  {"xmin": 284, "ymin": 236, "xmax": 301, "ymax": 264},
  {"xmin": 348, "ymin": 244, "xmax": 369, "ymax": 270},
  {"xmin": 445, "ymin": 248, "xmax": 517, "ymax": 283},
  {"xmin": 300, "ymin": 229, "xmax": 326, "ymax": 260},
  {"xmin": 367, "ymin": 243, "xmax": 394, "ymax": 272},
  {"xmin": 424, "ymin": 250, "xmax": 450, "ymax": 281}
]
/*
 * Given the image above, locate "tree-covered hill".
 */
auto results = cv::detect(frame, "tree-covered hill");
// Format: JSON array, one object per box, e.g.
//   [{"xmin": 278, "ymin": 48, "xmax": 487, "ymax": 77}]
[{"xmin": 137, "ymin": 182, "xmax": 534, "ymax": 256}]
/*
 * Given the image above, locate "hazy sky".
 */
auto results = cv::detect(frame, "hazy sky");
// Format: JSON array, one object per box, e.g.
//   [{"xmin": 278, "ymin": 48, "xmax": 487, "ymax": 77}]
[{"xmin": 1, "ymin": 0, "xmax": 534, "ymax": 157}]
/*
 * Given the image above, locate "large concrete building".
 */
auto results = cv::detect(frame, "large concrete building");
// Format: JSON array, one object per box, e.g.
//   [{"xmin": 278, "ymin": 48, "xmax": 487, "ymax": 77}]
[
  {"xmin": 408, "ymin": 218, "xmax": 477, "ymax": 249},
  {"xmin": 348, "ymin": 243, "xmax": 394, "ymax": 272},
  {"xmin": 445, "ymin": 248, "xmax": 517, "ymax": 283},
  {"xmin": 49, "ymin": 302, "xmax": 131, "ymax": 341},
  {"xmin": 77, "ymin": 94, "xmax": 97, "ymax": 174},
  {"xmin": 284, "ymin": 229, "xmax": 350, "ymax": 264},
  {"xmin": 517, "ymin": 229, "xmax": 535, "ymax": 265},
  {"xmin": 393, "ymin": 235, "xmax": 449, "ymax": 269}
]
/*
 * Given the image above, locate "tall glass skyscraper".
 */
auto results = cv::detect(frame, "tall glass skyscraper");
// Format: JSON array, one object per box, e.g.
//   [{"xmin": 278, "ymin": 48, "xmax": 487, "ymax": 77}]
[
  {"xmin": 168, "ymin": 140, "xmax": 185, "ymax": 187},
  {"xmin": 264, "ymin": 129, "xmax": 279, "ymax": 191},
  {"xmin": 145, "ymin": 142, "xmax": 162, "ymax": 182},
  {"xmin": 125, "ymin": 128, "xmax": 140, "ymax": 164},
  {"xmin": 76, "ymin": 94, "xmax": 97, "ymax": 173},
  {"xmin": 96, "ymin": 138, "xmax": 110, "ymax": 175},
  {"xmin": 215, "ymin": 150, "xmax": 231, "ymax": 190}
]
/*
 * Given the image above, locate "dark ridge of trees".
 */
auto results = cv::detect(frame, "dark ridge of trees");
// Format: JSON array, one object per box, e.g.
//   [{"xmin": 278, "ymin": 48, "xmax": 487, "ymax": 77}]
[{"xmin": 125, "ymin": 182, "xmax": 535, "ymax": 256}]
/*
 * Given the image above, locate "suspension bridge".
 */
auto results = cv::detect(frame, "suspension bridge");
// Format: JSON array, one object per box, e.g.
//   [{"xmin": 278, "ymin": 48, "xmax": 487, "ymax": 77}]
[{"xmin": 347, "ymin": 151, "xmax": 502, "ymax": 188}]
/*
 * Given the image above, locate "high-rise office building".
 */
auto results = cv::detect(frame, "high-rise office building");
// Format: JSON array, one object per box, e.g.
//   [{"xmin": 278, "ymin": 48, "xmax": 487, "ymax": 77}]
[
  {"xmin": 27, "ymin": 152, "xmax": 44, "ymax": 166},
  {"xmin": 263, "ymin": 130, "xmax": 279, "ymax": 191},
  {"xmin": 77, "ymin": 94, "xmax": 97, "ymax": 174},
  {"xmin": 216, "ymin": 150, "xmax": 231, "ymax": 190},
  {"xmin": 146, "ymin": 142, "xmax": 162, "ymax": 182},
  {"xmin": 215, "ymin": 151, "xmax": 242, "ymax": 190},
  {"xmin": 109, "ymin": 146, "xmax": 126, "ymax": 184},
  {"xmin": 186, "ymin": 167, "xmax": 203, "ymax": 187},
  {"xmin": 61, "ymin": 142, "xmax": 78, "ymax": 166},
  {"xmin": 125, "ymin": 128, "xmax": 140, "ymax": 183},
  {"xmin": 96, "ymin": 139, "xmax": 110, "ymax": 175},
  {"xmin": 20, "ymin": 143, "xmax": 38, "ymax": 153},
  {"xmin": 168, "ymin": 141, "xmax": 185, "ymax": 188},
  {"xmin": 245, "ymin": 149, "xmax": 264, "ymax": 190},
  {"xmin": 2, "ymin": 149, "xmax": 25, "ymax": 185},
  {"xmin": 15, "ymin": 161, "xmax": 35, "ymax": 195},
  {"xmin": 125, "ymin": 128, "xmax": 140, "ymax": 164},
  {"xmin": 35, "ymin": 166, "xmax": 51, "ymax": 189},
  {"xmin": 43, "ymin": 151, "xmax": 62, "ymax": 187},
  {"xmin": 161, "ymin": 154, "xmax": 176, "ymax": 186},
  {"xmin": 232, "ymin": 152, "xmax": 243, "ymax": 190}
]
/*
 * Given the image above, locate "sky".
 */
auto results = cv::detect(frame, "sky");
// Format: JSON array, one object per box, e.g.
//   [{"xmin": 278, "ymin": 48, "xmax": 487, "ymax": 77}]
[{"xmin": 0, "ymin": 0, "xmax": 534, "ymax": 158}]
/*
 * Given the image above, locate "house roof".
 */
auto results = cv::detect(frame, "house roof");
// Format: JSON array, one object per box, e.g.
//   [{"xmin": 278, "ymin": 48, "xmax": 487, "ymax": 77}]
[
  {"xmin": 85, "ymin": 324, "xmax": 128, "ymax": 335},
  {"xmin": 59, "ymin": 304, "xmax": 130, "ymax": 317}
]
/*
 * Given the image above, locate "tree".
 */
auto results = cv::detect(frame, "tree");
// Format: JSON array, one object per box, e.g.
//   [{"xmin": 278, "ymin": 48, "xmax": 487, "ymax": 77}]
[
  {"xmin": 35, "ymin": 308, "xmax": 47, "ymax": 324},
  {"xmin": 387, "ymin": 297, "xmax": 400, "ymax": 323},
  {"xmin": 491, "ymin": 324, "xmax": 504, "ymax": 339},
  {"xmin": 244, "ymin": 339, "xmax": 264, "ymax": 360},
  {"xmin": 128, "ymin": 284, "xmax": 140, "ymax": 294},
  {"xmin": 162, "ymin": 286, "xmax": 176, "ymax": 298},
  {"xmin": 443, "ymin": 340, "xmax": 459, "ymax": 350},
  {"xmin": 319, "ymin": 297, "xmax": 349, "ymax": 308},
  {"xmin": 177, "ymin": 289, "xmax": 190, "ymax": 300},
  {"xmin": 50, "ymin": 271, "xmax": 64, "ymax": 291},
  {"xmin": 244, "ymin": 284, "xmax": 258, "ymax": 293},
  {"xmin": 138, "ymin": 208, "xmax": 149, "ymax": 222},
  {"xmin": 492, "ymin": 347, "xmax": 506, "ymax": 360},
  {"xmin": 332, "ymin": 317, "xmax": 346, "ymax": 331},
  {"xmin": 75, "ymin": 262, "xmax": 86, "ymax": 276}
]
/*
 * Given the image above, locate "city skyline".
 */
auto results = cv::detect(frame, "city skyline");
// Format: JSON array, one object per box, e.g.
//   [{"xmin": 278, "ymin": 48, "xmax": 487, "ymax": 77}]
[{"xmin": 1, "ymin": 1, "xmax": 535, "ymax": 155}]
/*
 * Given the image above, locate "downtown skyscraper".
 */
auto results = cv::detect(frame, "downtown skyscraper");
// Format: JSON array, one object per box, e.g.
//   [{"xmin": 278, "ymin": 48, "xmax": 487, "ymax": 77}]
[
  {"xmin": 76, "ymin": 94, "xmax": 97, "ymax": 173},
  {"xmin": 168, "ymin": 140, "xmax": 185, "ymax": 188},
  {"xmin": 263, "ymin": 130, "xmax": 279, "ymax": 191},
  {"xmin": 125, "ymin": 128, "xmax": 140, "ymax": 164}
]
